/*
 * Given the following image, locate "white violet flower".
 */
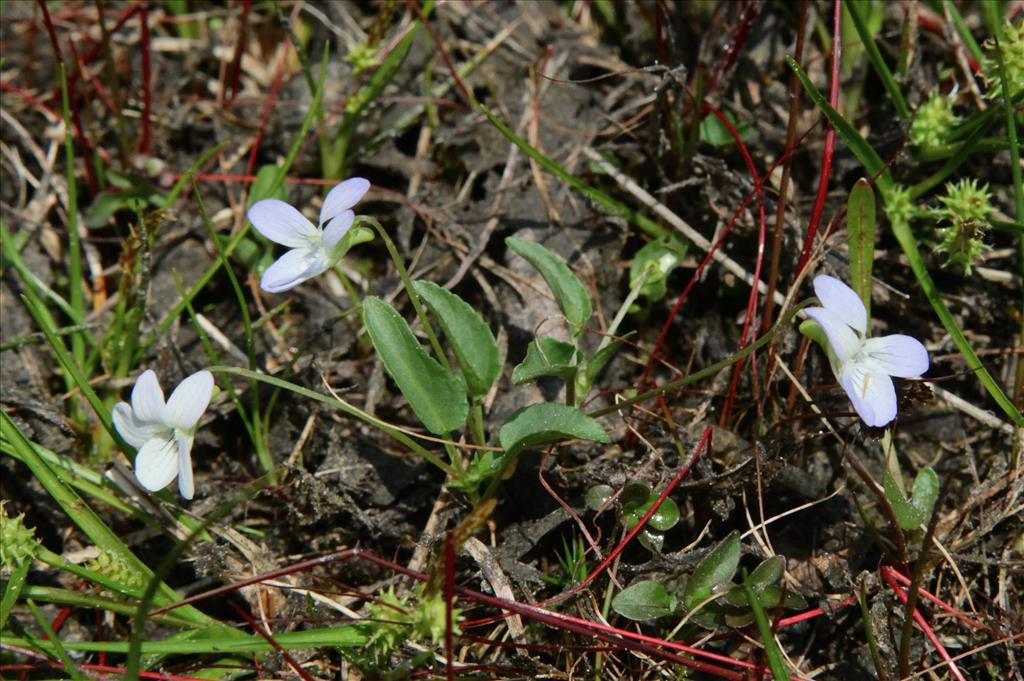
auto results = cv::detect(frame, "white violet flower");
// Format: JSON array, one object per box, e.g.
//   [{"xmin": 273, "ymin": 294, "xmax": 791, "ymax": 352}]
[
  {"xmin": 112, "ymin": 369, "xmax": 214, "ymax": 499},
  {"xmin": 805, "ymin": 275, "xmax": 929, "ymax": 427},
  {"xmin": 247, "ymin": 177, "xmax": 371, "ymax": 293}
]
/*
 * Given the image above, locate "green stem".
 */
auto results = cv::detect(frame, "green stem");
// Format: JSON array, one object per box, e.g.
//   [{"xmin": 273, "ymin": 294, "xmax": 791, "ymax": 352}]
[
  {"xmin": 847, "ymin": 0, "xmax": 910, "ymax": 119},
  {"xmin": 362, "ymin": 217, "xmax": 449, "ymax": 369},
  {"xmin": 211, "ymin": 366, "xmax": 457, "ymax": 478},
  {"xmin": 58, "ymin": 64, "xmax": 87, "ymax": 367},
  {"xmin": 589, "ymin": 301, "xmax": 811, "ymax": 418}
]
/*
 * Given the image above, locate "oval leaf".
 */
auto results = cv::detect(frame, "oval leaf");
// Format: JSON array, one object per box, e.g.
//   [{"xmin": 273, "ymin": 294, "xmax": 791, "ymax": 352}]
[
  {"xmin": 498, "ymin": 403, "xmax": 610, "ymax": 456},
  {"xmin": 683, "ymin": 531, "xmax": 741, "ymax": 611},
  {"xmin": 910, "ymin": 466, "xmax": 939, "ymax": 522},
  {"xmin": 412, "ymin": 280, "xmax": 500, "ymax": 396},
  {"xmin": 362, "ymin": 296, "xmax": 468, "ymax": 434},
  {"xmin": 511, "ymin": 337, "xmax": 577, "ymax": 385},
  {"xmin": 506, "ymin": 237, "xmax": 592, "ymax": 334},
  {"xmin": 612, "ymin": 580, "xmax": 677, "ymax": 621}
]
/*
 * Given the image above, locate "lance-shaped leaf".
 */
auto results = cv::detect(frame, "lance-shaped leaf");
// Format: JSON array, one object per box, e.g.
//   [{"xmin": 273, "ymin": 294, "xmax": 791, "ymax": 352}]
[
  {"xmin": 847, "ymin": 178, "xmax": 877, "ymax": 318},
  {"xmin": 506, "ymin": 237, "xmax": 592, "ymax": 335},
  {"xmin": 511, "ymin": 337, "xmax": 577, "ymax": 385},
  {"xmin": 412, "ymin": 280, "xmax": 500, "ymax": 396},
  {"xmin": 683, "ymin": 531, "xmax": 741, "ymax": 611},
  {"xmin": 362, "ymin": 296, "xmax": 468, "ymax": 434},
  {"xmin": 498, "ymin": 403, "xmax": 609, "ymax": 456}
]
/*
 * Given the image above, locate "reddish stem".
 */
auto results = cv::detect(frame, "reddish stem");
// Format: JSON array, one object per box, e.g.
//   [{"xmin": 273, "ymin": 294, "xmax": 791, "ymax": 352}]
[
  {"xmin": 880, "ymin": 568, "xmax": 968, "ymax": 681},
  {"xmin": 36, "ymin": 0, "xmax": 98, "ymax": 194},
  {"xmin": 794, "ymin": 0, "xmax": 842, "ymax": 277},
  {"xmin": 702, "ymin": 105, "xmax": 766, "ymax": 425},
  {"xmin": 226, "ymin": 0, "xmax": 251, "ymax": 105},
  {"xmin": 245, "ymin": 51, "xmax": 288, "ymax": 178},
  {"xmin": 229, "ymin": 601, "xmax": 317, "ymax": 681},
  {"xmin": 881, "ymin": 566, "xmax": 995, "ymax": 635}
]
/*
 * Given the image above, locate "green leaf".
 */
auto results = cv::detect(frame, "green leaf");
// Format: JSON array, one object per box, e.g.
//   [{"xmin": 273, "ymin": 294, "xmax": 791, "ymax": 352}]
[
  {"xmin": 683, "ymin": 531, "xmax": 741, "ymax": 611},
  {"xmin": 511, "ymin": 336, "xmax": 578, "ymax": 385},
  {"xmin": 748, "ymin": 555, "xmax": 785, "ymax": 590},
  {"xmin": 847, "ymin": 179, "xmax": 877, "ymax": 318},
  {"xmin": 498, "ymin": 403, "xmax": 610, "ymax": 456},
  {"xmin": 247, "ymin": 163, "xmax": 289, "ymax": 207},
  {"xmin": 585, "ymin": 484, "xmax": 615, "ymax": 511},
  {"xmin": 629, "ymin": 237, "xmax": 687, "ymax": 302},
  {"xmin": 611, "ymin": 580, "xmax": 677, "ymax": 621},
  {"xmin": 699, "ymin": 111, "xmax": 753, "ymax": 147},
  {"xmin": 621, "ymin": 484, "xmax": 680, "ymax": 532},
  {"xmin": 506, "ymin": 237, "xmax": 592, "ymax": 335},
  {"xmin": 787, "ymin": 56, "xmax": 893, "ymax": 195},
  {"xmin": 884, "ymin": 467, "xmax": 940, "ymax": 530},
  {"xmin": 362, "ymin": 296, "xmax": 468, "ymax": 434},
  {"xmin": 412, "ymin": 280, "xmax": 500, "ymax": 396}
]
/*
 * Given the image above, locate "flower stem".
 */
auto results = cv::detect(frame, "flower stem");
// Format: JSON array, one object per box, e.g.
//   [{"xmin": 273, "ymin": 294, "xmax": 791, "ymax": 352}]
[{"xmin": 362, "ymin": 217, "xmax": 450, "ymax": 370}]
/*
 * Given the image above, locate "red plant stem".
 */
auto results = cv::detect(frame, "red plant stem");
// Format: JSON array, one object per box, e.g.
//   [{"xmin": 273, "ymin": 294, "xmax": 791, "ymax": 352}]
[
  {"xmin": 67, "ymin": 34, "xmax": 116, "ymax": 114},
  {"xmin": 705, "ymin": 0, "xmax": 764, "ymax": 97},
  {"xmin": 880, "ymin": 568, "xmax": 968, "ymax": 681},
  {"xmin": 639, "ymin": 121, "xmax": 819, "ymax": 395},
  {"xmin": 880, "ymin": 566, "xmax": 994, "ymax": 634},
  {"xmin": 229, "ymin": 602, "xmax": 317, "ymax": 681},
  {"xmin": 702, "ymin": 105, "xmax": 766, "ymax": 425},
  {"xmin": 558, "ymin": 426, "xmax": 710, "ymax": 599},
  {"xmin": 226, "ymin": 0, "xmax": 251, "ymax": 105},
  {"xmin": 775, "ymin": 594, "xmax": 857, "ymax": 627},
  {"xmin": 47, "ymin": 606, "xmax": 72, "ymax": 637},
  {"xmin": 0, "ymin": 664, "xmax": 216, "ymax": 681},
  {"xmin": 794, "ymin": 0, "xmax": 842, "ymax": 277},
  {"xmin": 36, "ymin": 0, "xmax": 98, "ymax": 194},
  {"xmin": 55, "ymin": 3, "xmax": 140, "ymax": 105},
  {"xmin": 138, "ymin": 4, "xmax": 151, "ymax": 154},
  {"xmin": 150, "ymin": 547, "xmax": 768, "ymax": 679},
  {"xmin": 245, "ymin": 50, "xmax": 288, "ymax": 178}
]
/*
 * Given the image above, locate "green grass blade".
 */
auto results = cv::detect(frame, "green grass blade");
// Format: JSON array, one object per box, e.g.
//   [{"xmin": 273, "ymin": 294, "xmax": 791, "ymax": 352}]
[
  {"xmin": 126, "ymin": 476, "xmax": 272, "ymax": 678},
  {"xmin": 58, "ymin": 64, "xmax": 87, "ymax": 367},
  {"xmin": 26, "ymin": 598, "xmax": 85, "ymax": 681},
  {"xmin": 0, "ymin": 412, "xmax": 215, "ymax": 625},
  {"xmin": 944, "ymin": 0, "xmax": 984, "ymax": 65},
  {"xmin": 8, "ymin": 624, "xmax": 369, "ymax": 656},
  {"xmin": 0, "ymin": 558, "xmax": 31, "ymax": 630},
  {"xmin": 211, "ymin": 365, "xmax": 456, "ymax": 476},
  {"xmin": 325, "ymin": 1, "xmax": 435, "ymax": 178},
  {"xmin": 846, "ymin": 0, "xmax": 910, "ymax": 119},
  {"xmin": 0, "ymin": 435, "xmax": 139, "ymax": 518},
  {"xmin": 20, "ymin": 585, "xmax": 197, "ymax": 629},
  {"xmin": 741, "ymin": 569, "xmax": 788, "ymax": 681},
  {"xmin": 787, "ymin": 56, "xmax": 893, "ymax": 194},
  {"xmin": 18, "ymin": 294, "xmax": 122, "ymax": 444}
]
